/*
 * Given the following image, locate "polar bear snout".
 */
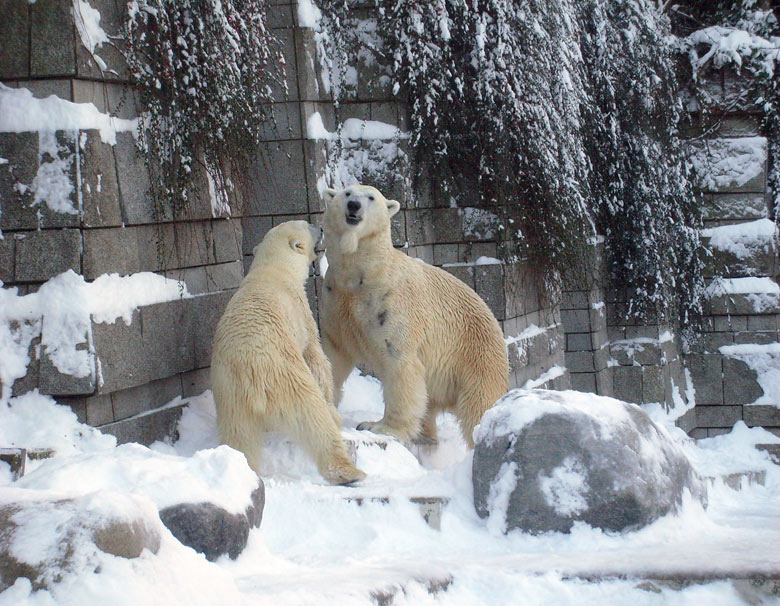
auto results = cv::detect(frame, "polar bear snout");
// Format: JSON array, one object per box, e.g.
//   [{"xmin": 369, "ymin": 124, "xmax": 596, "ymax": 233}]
[{"xmin": 345, "ymin": 199, "xmax": 363, "ymax": 225}]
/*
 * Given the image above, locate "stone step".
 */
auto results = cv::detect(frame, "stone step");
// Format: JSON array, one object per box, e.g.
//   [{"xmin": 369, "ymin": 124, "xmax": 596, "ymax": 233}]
[
  {"xmin": 0, "ymin": 447, "xmax": 55, "ymax": 480},
  {"xmin": 343, "ymin": 494, "xmax": 450, "ymax": 530},
  {"xmin": 757, "ymin": 443, "xmax": 780, "ymax": 465},
  {"xmin": 705, "ymin": 470, "xmax": 767, "ymax": 490},
  {"xmin": 370, "ymin": 575, "xmax": 453, "ymax": 605},
  {"xmin": 98, "ymin": 401, "xmax": 186, "ymax": 446}
]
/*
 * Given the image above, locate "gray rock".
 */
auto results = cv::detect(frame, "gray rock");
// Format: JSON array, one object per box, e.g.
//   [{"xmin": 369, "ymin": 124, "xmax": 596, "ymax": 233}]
[
  {"xmin": 159, "ymin": 483, "xmax": 265, "ymax": 561},
  {"xmin": 0, "ymin": 496, "xmax": 161, "ymax": 592},
  {"xmin": 472, "ymin": 389, "xmax": 707, "ymax": 535}
]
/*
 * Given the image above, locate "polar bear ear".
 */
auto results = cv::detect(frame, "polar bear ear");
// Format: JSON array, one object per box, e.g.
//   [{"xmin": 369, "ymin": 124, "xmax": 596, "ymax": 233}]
[
  {"xmin": 386, "ymin": 199, "xmax": 401, "ymax": 217},
  {"xmin": 289, "ymin": 236, "xmax": 307, "ymax": 255},
  {"xmin": 323, "ymin": 188, "xmax": 338, "ymax": 205}
]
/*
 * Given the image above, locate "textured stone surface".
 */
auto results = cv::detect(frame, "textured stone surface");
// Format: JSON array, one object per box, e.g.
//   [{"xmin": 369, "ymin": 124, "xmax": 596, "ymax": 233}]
[
  {"xmin": 0, "ymin": 132, "xmax": 40, "ymax": 231},
  {"xmin": 81, "ymin": 129, "xmax": 123, "ymax": 227},
  {"xmin": 472, "ymin": 390, "xmax": 707, "ymax": 535},
  {"xmin": 14, "ymin": 229, "xmax": 81, "ymax": 283},
  {"xmin": 0, "ymin": 1, "xmax": 30, "ymax": 79},
  {"xmin": 159, "ymin": 483, "xmax": 265, "ymax": 561},
  {"xmin": 30, "ymin": 0, "xmax": 76, "ymax": 77},
  {"xmin": 722, "ymin": 357, "xmax": 764, "ymax": 406},
  {"xmin": 99, "ymin": 402, "xmax": 185, "ymax": 446}
]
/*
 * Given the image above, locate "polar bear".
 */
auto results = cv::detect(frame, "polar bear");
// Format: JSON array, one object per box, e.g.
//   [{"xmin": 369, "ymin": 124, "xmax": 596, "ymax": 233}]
[
  {"xmin": 211, "ymin": 220, "xmax": 365, "ymax": 485},
  {"xmin": 321, "ymin": 185, "xmax": 509, "ymax": 447}
]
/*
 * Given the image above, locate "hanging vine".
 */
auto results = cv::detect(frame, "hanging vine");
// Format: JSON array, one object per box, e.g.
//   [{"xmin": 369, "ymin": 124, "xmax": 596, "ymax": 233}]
[{"xmin": 124, "ymin": 0, "xmax": 286, "ymax": 219}]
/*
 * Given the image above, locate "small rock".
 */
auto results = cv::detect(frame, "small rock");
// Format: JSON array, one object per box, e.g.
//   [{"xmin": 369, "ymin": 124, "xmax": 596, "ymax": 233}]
[
  {"xmin": 472, "ymin": 389, "xmax": 707, "ymax": 534},
  {"xmin": 159, "ymin": 482, "xmax": 265, "ymax": 561}
]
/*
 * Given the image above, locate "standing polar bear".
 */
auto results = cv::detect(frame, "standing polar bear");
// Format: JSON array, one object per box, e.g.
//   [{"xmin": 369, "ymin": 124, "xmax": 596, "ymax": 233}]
[
  {"xmin": 321, "ymin": 185, "xmax": 509, "ymax": 447},
  {"xmin": 211, "ymin": 220, "xmax": 365, "ymax": 485}
]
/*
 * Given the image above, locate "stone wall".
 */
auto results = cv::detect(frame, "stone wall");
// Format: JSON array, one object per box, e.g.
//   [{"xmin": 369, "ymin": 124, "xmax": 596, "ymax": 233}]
[
  {"xmin": 560, "ymin": 67, "xmax": 779, "ymax": 439},
  {"xmin": 1, "ymin": 0, "xmax": 567, "ymax": 447}
]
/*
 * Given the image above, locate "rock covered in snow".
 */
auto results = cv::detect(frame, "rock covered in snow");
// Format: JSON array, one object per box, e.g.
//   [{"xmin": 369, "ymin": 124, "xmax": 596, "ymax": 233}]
[
  {"xmin": 0, "ymin": 490, "xmax": 162, "ymax": 592},
  {"xmin": 159, "ymin": 483, "xmax": 265, "ymax": 562},
  {"xmin": 472, "ymin": 390, "xmax": 707, "ymax": 535}
]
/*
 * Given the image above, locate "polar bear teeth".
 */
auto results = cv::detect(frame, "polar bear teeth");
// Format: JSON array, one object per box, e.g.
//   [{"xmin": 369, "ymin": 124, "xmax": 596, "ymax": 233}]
[{"xmin": 345, "ymin": 215, "xmax": 362, "ymax": 225}]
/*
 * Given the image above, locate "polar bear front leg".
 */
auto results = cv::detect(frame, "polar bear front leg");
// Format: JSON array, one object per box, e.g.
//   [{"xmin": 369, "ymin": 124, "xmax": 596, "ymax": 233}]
[{"xmin": 357, "ymin": 357, "xmax": 427, "ymax": 443}]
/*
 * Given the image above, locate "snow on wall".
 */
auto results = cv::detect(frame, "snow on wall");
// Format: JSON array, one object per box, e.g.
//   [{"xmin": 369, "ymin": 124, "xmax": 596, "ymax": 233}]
[
  {"xmin": 690, "ymin": 136, "xmax": 767, "ymax": 191},
  {"xmin": 72, "ymin": 0, "xmax": 110, "ymax": 71},
  {"xmin": 0, "ymin": 271, "xmax": 190, "ymax": 403},
  {"xmin": 306, "ymin": 112, "xmax": 409, "ymax": 193},
  {"xmin": 701, "ymin": 218, "xmax": 776, "ymax": 260},
  {"xmin": 0, "ymin": 84, "xmax": 137, "ymax": 145}
]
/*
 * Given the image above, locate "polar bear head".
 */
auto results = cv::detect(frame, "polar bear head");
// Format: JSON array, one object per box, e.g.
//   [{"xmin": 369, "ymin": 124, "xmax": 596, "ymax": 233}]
[
  {"xmin": 248, "ymin": 220, "xmax": 322, "ymax": 283},
  {"xmin": 322, "ymin": 185, "xmax": 401, "ymax": 255}
]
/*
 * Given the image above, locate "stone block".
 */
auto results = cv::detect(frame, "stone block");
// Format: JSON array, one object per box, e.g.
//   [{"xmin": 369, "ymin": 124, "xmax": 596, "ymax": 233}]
[
  {"xmin": 186, "ymin": 290, "xmax": 233, "ymax": 369},
  {"xmin": 566, "ymin": 333, "xmax": 592, "ymax": 352},
  {"xmin": 642, "ymin": 366, "xmax": 665, "ymax": 404},
  {"xmin": 735, "ymin": 331, "xmax": 778, "ymax": 345},
  {"xmin": 0, "ymin": 236, "xmax": 14, "ymax": 283},
  {"xmin": 30, "ymin": 0, "xmax": 76, "ymax": 77},
  {"xmin": 692, "ymin": 332, "xmax": 734, "ymax": 353},
  {"xmin": 685, "ymin": 353, "xmax": 723, "ymax": 405},
  {"xmin": 74, "ymin": 0, "xmax": 127, "ymax": 81},
  {"xmin": 111, "ymin": 374, "xmax": 183, "ymax": 422},
  {"xmin": 593, "ymin": 347, "xmax": 610, "ymax": 372},
  {"xmin": 569, "ymin": 372, "xmax": 596, "ymax": 393},
  {"xmin": 747, "ymin": 314, "xmax": 776, "ymax": 332},
  {"xmin": 113, "ymin": 132, "xmax": 160, "ymax": 225},
  {"xmin": 245, "ymin": 140, "xmax": 308, "ymax": 216},
  {"xmin": 433, "ymin": 244, "xmax": 459, "ymax": 266},
  {"xmin": 561, "ymin": 309, "xmax": 590, "ymax": 333},
  {"xmin": 712, "ymin": 314, "xmax": 747, "ymax": 332},
  {"xmin": 14, "ymin": 229, "xmax": 81, "ymax": 282},
  {"xmin": 274, "ymin": 28, "xmax": 298, "ymax": 101},
  {"xmin": 566, "ymin": 351, "xmax": 595, "ymax": 373},
  {"xmin": 0, "ymin": 2, "xmax": 30, "ymax": 79},
  {"xmin": 744, "ymin": 405, "xmax": 780, "ymax": 427},
  {"xmin": 561, "ymin": 291, "xmax": 589, "ymax": 310},
  {"xmin": 0, "ymin": 132, "xmax": 39, "ymax": 231},
  {"xmin": 258, "ymin": 102, "xmax": 303, "ymax": 141},
  {"xmin": 717, "ymin": 115, "xmax": 761, "ymax": 137},
  {"xmin": 695, "ymin": 405, "xmax": 742, "ymax": 428},
  {"xmin": 93, "ymin": 308, "xmax": 146, "ymax": 393},
  {"xmin": 205, "ymin": 260, "xmax": 244, "ymax": 292},
  {"xmin": 81, "ymin": 129, "xmax": 123, "ymax": 228},
  {"xmin": 612, "ymin": 365, "xmax": 642, "ymax": 404},
  {"xmin": 72, "ymin": 81, "xmax": 139, "ymax": 120},
  {"xmin": 267, "ymin": 4, "xmax": 294, "ymax": 28},
  {"xmin": 212, "ymin": 219, "xmax": 243, "ymax": 264},
  {"xmin": 702, "ymin": 236, "xmax": 775, "ymax": 278},
  {"xmin": 475, "ymin": 263, "xmax": 505, "ymax": 320},
  {"xmin": 139, "ymin": 299, "xmax": 195, "ymax": 382},
  {"xmin": 164, "ymin": 266, "xmax": 208, "ymax": 296},
  {"xmin": 38, "ymin": 352, "xmax": 96, "ymax": 396},
  {"xmin": 175, "ymin": 221, "xmax": 215, "ymax": 268},
  {"xmin": 85, "ymin": 393, "xmax": 114, "ymax": 426},
  {"xmin": 83, "ymin": 223, "xmax": 177, "ymax": 278},
  {"xmin": 100, "ymin": 402, "xmax": 184, "ymax": 445},
  {"xmin": 722, "ymin": 357, "xmax": 764, "ymax": 405},
  {"xmin": 240, "ymin": 216, "xmax": 273, "ymax": 255},
  {"xmin": 182, "ymin": 367, "xmax": 211, "ymax": 398},
  {"xmin": 704, "ymin": 193, "xmax": 767, "ymax": 222}
]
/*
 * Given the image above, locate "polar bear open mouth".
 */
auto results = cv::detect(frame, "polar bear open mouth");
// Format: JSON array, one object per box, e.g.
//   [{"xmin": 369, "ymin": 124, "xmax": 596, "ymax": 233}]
[{"xmin": 345, "ymin": 213, "xmax": 362, "ymax": 226}]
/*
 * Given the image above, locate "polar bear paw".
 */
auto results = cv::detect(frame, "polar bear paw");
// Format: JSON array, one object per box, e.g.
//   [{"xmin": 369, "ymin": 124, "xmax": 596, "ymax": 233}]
[{"xmin": 324, "ymin": 463, "xmax": 367, "ymax": 486}]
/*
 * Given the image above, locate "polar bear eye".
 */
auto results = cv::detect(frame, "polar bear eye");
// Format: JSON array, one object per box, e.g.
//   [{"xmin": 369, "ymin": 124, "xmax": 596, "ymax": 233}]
[{"xmin": 368, "ymin": 195, "xmax": 375, "ymax": 201}]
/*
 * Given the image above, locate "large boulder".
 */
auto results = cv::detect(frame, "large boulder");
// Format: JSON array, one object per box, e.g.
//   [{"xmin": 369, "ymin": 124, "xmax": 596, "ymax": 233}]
[
  {"xmin": 159, "ymin": 483, "xmax": 265, "ymax": 561},
  {"xmin": 0, "ymin": 491, "xmax": 161, "ymax": 592},
  {"xmin": 472, "ymin": 389, "xmax": 707, "ymax": 534}
]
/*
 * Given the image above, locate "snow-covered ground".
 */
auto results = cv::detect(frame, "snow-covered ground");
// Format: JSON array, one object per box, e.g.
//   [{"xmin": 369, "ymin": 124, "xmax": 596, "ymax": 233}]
[{"xmin": 1, "ymin": 371, "xmax": 779, "ymax": 606}]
